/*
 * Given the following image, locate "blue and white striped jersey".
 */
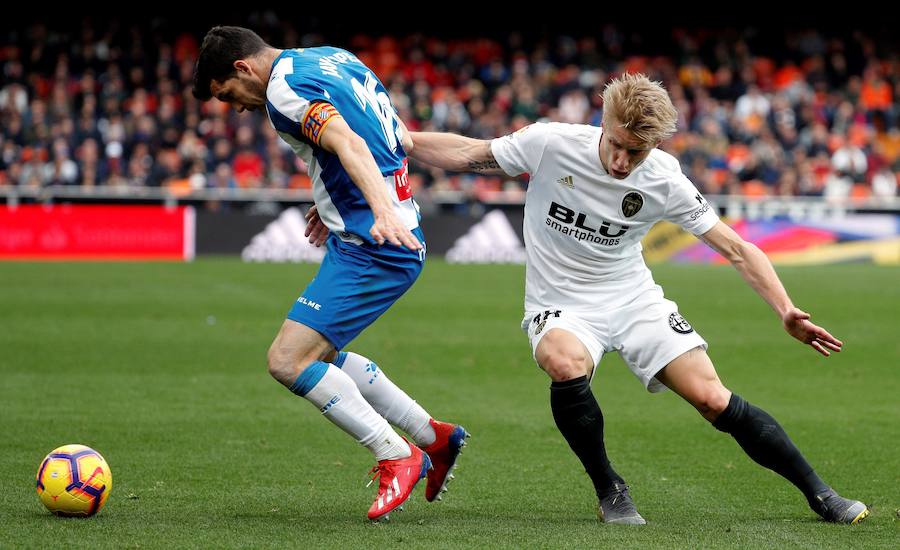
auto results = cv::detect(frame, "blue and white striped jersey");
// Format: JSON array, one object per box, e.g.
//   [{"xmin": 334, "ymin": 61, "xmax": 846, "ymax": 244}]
[{"xmin": 265, "ymin": 47, "xmax": 419, "ymax": 245}]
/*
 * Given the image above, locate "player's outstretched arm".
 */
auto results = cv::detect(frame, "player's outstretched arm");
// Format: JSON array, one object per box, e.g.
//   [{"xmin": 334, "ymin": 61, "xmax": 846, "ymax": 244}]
[
  {"xmin": 409, "ymin": 132, "xmax": 506, "ymax": 175},
  {"xmin": 699, "ymin": 221, "xmax": 843, "ymax": 357},
  {"xmin": 319, "ymin": 116, "xmax": 422, "ymax": 250}
]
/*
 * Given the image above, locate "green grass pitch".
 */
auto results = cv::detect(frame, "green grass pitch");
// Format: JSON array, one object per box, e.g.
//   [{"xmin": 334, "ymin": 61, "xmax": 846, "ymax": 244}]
[{"xmin": 1, "ymin": 259, "xmax": 897, "ymax": 548}]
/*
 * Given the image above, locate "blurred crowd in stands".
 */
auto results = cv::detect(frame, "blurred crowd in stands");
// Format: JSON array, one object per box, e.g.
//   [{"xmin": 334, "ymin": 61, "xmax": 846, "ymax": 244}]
[{"xmin": 1, "ymin": 16, "xmax": 898, "ymax": 205}]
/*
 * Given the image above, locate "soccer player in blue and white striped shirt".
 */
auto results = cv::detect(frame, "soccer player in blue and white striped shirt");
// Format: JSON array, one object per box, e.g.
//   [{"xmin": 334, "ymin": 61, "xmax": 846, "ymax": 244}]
[{"xmin": 192, "ymin": 26, "xmax": 468, "ymax": 522}]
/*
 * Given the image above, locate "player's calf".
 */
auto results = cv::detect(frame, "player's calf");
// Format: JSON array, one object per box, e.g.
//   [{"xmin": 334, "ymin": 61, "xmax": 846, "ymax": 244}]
[
  {"xmin": 550, "ymin": 375, "xmax": 626, "ymax": 502},
  {"xmin": 333, "ymin": 351, "xmax": 436, "ymax": 444},
  {"xmin": 334, "ymin": 351, "xmax": 470, "ymax": 503},
  {"xmin": 713, "ymin": 394, "xmax": 833, "ymax": 507}
]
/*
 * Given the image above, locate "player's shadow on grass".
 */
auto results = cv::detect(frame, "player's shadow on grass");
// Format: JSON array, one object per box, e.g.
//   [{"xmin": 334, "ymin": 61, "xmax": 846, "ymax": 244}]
[
  {"xmin": 25, "ymin": 509, "xmax": 110, "ymax": 521},
  {"xmin": 227, "ymin": 508, "xmax": 370, "ymax": 527},
  {"xmin": 225, "ymin": 506, "xmax": 604, "ymax": 527}
]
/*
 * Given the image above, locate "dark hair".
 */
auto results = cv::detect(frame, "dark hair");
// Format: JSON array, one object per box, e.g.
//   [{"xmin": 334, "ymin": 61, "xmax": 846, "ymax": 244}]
[{"xmin": 192, "ymin": 26, "xmax": 269, "ymax": 101}]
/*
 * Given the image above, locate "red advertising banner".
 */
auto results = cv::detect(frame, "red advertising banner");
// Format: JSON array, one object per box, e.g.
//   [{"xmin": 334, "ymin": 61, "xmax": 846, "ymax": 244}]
[{"xmin": 0, "ymin": 205, "xmax": 195, "ymax": 260}]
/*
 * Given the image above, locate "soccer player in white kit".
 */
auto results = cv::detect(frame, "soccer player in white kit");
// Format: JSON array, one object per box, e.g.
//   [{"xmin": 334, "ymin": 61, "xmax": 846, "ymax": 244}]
[{"xmin": 406, "ymin": 73, "xmax": 868, "ymax": 525}]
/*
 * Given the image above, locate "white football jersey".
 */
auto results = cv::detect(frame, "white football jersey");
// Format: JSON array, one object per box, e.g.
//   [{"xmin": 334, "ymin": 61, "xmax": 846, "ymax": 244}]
[{"xmin": 491, "ymin": 122, "xmax": 719, "ymax": 313}]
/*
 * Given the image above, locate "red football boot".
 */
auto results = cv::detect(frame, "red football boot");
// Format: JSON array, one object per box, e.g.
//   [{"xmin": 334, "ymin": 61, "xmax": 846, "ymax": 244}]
[
  {"xmin": 423, "ymin": 419, "xmax": 470, "ymax": 502},
  {"xmin": 366, "ymin": 441, "xmax": 431, "ymax": 521}
]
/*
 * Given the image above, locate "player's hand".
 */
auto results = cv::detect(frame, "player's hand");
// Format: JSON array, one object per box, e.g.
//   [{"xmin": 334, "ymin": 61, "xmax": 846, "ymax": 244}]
[
  {"xmin": 782, "ymin": 307, "xmax": 843, "ymax": 357},
  {"xmin": 304, "ymin": 205, "xmax": 329, "ymax": 247},
  {"xmin": 370, "ymin": 211, "xmax": 422, "ymax": 250}
]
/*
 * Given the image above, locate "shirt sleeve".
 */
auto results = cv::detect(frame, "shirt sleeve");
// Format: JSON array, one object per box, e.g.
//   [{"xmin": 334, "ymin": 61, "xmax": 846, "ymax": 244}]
[
  {"xmin": 663, "ymin": 174, "xmax": 720, "ymax": 235},
  {"xmin": 490, "ymin": 123, "xmax": 550, "ymax": 176},
  {"xmin": 268, "ymin": 71, "xmax": 343, "ymax": 146},
  {"xmin": 286, "ymin": 76, "xmax": 346, "ymax": 146}
]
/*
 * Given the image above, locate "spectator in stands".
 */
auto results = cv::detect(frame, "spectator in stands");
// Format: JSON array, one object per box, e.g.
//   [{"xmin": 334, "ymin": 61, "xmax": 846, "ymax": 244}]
[
  {"xmin": 832, "ymin": 139, "xmax": 868, "ymax": 183},
  {"xmin": 735, "ymin": 84, "xmax": 771, "ymax": 136},
  {"xmin": 871, "ymin": 164, "xmax": 898, "ymax": 198},
  {"xmin": 47, "ymin": 138, "xmax": 78, "ymax": 186},
  {"xmin": 77, "ymin": 138, "xmax": 107, "ymax": 187}
]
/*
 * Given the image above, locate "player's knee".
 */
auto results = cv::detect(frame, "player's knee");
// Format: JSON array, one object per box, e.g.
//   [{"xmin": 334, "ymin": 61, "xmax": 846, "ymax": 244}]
[
  {"xmin": 706, "ymin": 390, "xmax": 732, "ymax": 418},
  {"xmin": 266, "ymin": 343, "xmax": 299, "ymax": 386},
  {"xmin": 267, "ymin": 340, "xmax": 330, "ymax": 387},
  {"xmin": 693, "ymin": 387, "xmax": 731, "ymax": 421},
  {"xmin": 536, "ymin": 331, "xmax": 592, "ymax": 382},
  {"xmin": 538, "ymin": 350, "xmax": 589, "ymax": 382}
]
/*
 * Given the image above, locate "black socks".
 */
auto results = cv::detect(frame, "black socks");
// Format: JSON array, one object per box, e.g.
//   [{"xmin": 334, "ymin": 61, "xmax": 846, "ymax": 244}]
[
  {"xmin": 714, "ymin": 393, "xmax": 829, "ymax": 501},
  {"xmin": 550, "ymin": 381, "xmax": 830, "ymax": 503},
  {"xmin": 550, "ymin": 376, "xmax": 624, "ymax": 498}
]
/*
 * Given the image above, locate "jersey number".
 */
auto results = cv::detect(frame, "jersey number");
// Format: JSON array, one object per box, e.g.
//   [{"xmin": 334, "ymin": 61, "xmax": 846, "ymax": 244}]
[{"xmin": 351, "ymin": 72, "xmax": 403, "ymax": 152}]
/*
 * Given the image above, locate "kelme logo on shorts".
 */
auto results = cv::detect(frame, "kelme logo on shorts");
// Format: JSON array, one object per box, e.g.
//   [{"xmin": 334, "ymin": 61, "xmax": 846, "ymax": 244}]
[{"xmin": 668, "ymin": 312, "xmax": 694, "ymax": 334}]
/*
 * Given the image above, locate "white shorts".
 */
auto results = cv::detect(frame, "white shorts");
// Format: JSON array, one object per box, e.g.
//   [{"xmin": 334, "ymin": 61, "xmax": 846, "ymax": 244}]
[{"xmin": 522, "ymin": 286, "xmax": 707, "ymax": 393}]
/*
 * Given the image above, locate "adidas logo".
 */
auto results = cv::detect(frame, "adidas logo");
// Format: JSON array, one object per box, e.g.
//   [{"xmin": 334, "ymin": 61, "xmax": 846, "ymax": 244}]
[
  {"xmin": 376, "ymin": 477, "xmax": 402, "ymax": 510},
  {"xmin": 446, "ymin": 210, "xmax": 526, "ymax": 264},
  {"xmin": 241, "ymin": 207, "xmax": 326, "ymax": 263},
  {"xmin": 557, "ymin": 175, "xmax": 574, "ymax": 188}
]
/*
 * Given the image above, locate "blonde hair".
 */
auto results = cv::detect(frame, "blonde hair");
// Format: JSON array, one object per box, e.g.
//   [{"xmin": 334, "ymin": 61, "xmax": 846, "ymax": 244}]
[{"xmin": 602, "ymin": 73, "xmax": 678, "ymax": 145}]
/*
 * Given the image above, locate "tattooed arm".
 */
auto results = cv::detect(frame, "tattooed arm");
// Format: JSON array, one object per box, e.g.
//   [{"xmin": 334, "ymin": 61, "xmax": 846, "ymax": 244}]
[{"xmin": 408, "ymin": 132, "xmax": 507, "ymax": 175}]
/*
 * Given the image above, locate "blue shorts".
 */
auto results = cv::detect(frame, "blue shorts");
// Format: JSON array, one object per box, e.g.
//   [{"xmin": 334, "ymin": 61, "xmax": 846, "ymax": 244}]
[{"xmin": 287, "ymin": 227, "xmax": 425, "ymax": 350}]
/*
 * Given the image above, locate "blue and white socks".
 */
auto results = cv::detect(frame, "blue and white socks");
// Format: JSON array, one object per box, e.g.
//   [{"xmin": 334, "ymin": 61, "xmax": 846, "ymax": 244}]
[
  {"xmin": 290, "ymin": 361, "xmax": 410, "ymax": 461},
  {"xmin": 334, "ymin": 351, "xmax": 436, "ymax": 447}
]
